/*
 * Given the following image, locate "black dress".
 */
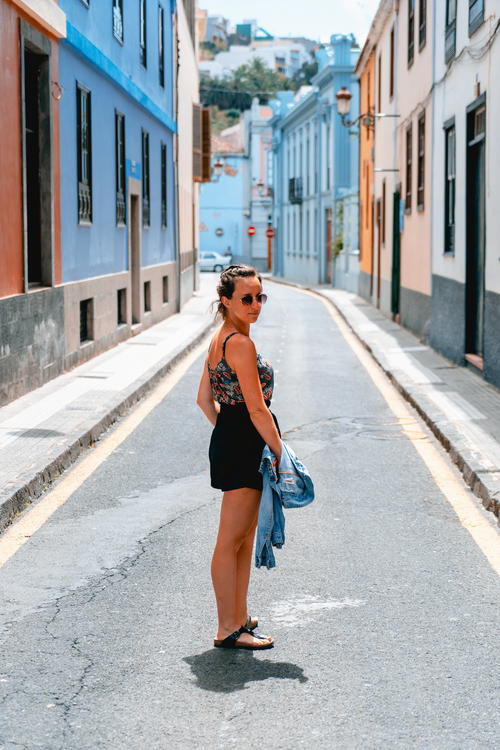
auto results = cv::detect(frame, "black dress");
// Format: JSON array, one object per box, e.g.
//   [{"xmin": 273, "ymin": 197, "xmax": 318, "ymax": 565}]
[{"xmin": 208, "ymin": 332, "xmax": 280, "ymax": 492}]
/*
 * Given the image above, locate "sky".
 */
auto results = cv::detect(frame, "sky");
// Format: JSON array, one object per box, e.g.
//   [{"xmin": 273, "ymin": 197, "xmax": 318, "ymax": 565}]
[{"xmin": 200, "ymin": 0, "xmax": 381, "ymax": 48}]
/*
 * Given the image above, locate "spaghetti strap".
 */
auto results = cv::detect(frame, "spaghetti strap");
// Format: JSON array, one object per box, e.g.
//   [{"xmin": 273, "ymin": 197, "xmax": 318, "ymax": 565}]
[{"xmin": 222, "ymin": 332, "xmax": 239, "ymax": 358}]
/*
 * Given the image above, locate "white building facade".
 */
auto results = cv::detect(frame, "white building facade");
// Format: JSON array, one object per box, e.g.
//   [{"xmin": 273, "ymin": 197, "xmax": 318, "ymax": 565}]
[{"xmin": 430, "ymin": 1, "xmax": 500, "ymax": 387}]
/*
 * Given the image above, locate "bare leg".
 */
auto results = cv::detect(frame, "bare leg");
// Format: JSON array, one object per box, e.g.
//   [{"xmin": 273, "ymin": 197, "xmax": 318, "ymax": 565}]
[
  {"xmin": 234, "ymin": 516, "xmax": 258, "ymax": 627},
  {"xmin": 211, "ymin": 488, "xmax": 272, "ymax": 646}
]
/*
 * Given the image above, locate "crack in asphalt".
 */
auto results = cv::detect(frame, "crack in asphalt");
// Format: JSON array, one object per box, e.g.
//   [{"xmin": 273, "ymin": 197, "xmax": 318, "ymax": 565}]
[{"xmin": 1, "ymin": 495, "xmax": 218, "ymax": 747}]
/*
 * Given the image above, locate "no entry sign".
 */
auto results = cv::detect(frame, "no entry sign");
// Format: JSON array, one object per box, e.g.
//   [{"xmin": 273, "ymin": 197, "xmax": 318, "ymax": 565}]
[
  {"xmin": 265, "ymin": 227, "xmax": 276, "ymax": 239},
  {"xmin": 247, "ymin": 226, "xmax": 256, "ymax": 236}
]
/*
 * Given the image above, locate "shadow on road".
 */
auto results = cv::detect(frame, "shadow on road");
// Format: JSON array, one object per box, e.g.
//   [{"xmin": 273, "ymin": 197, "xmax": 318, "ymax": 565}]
[{"xmin": 183, "ymin": 650, "xmax": 309, "ymax": 693}]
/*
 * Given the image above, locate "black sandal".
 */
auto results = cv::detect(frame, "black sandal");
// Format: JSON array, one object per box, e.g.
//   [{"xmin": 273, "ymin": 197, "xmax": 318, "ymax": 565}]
[{"xmin": 214, "ymin": 626, "xmax": 274, "ymax": 650}]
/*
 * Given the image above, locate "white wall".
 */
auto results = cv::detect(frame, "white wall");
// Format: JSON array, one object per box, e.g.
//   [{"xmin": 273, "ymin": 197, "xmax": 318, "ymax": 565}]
[{"xmin": 432, "ymin": 1, "xmax": 500, "ymax": 294}]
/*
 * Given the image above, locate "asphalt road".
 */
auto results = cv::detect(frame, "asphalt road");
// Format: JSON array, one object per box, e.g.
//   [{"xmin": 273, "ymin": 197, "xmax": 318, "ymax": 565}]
[{"xmin": 0, "ymin": 279, "xmax": 499, "ymax": 749}]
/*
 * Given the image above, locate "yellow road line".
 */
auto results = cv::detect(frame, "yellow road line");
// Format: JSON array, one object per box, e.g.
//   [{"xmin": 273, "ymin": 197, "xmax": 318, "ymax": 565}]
[
  {"xmin": 289, "ymin": 284, "xmax": 500, "ymax": 577},
  {"xmin": 0, "ymin": 337, "xmax": 211, "ymax": 569}
]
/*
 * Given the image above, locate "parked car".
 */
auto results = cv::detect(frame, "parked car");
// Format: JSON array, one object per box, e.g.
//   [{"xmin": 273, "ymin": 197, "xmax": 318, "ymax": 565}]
[{"xmin": 199, "ymin": 251, "xmax": 232, "ymax": 272}]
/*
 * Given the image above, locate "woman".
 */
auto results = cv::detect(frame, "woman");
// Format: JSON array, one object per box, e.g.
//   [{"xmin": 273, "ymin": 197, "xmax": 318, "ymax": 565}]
[{"xmin": 196, "ymin": 265, "xmax": 282, "ymax": 650}]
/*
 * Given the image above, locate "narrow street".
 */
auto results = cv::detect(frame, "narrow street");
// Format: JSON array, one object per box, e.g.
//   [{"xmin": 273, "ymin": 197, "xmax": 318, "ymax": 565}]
[{"xmin": 0, "ymin": 280, "xmax": 498, "ymax": 749}]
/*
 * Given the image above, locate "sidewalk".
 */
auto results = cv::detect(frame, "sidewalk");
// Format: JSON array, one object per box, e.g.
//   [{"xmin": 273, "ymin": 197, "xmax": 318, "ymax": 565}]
[
  {"xmin": 269, "ymin": 276, "xmax": 500, "ymax": 525},
  {"xmin": 0, "ymin": 274, "xmax": 216, "ymax": 531}
]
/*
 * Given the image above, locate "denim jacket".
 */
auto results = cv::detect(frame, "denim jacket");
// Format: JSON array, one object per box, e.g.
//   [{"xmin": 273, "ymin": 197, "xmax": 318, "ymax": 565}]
[{"xmin": 255, "ymin": 439, "xmax": 315, "ymax": 569}]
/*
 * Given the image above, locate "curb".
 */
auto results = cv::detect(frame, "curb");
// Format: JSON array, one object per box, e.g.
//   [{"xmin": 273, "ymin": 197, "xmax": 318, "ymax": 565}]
[
  {"xmin": 0, "ymin": 320, "xmax": 214, "ymax": 533},
  {"xmin": 268, "ymin": 276, "xmax": 500, "ymax": 525}
]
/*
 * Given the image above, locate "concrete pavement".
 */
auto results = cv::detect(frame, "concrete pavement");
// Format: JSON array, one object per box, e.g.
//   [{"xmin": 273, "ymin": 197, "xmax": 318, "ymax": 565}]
[
  {"xmin": 268, "ymin": 276, "xmax": 500, "ymax": 525},
  {"xmin": 0, "ymin": 274, "xmax": 216, "ymax": 532}
]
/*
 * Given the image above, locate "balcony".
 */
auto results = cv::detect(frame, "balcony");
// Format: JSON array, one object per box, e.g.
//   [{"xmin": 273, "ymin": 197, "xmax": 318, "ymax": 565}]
[{"xmin": 289, "ymin": 177, "xmax": 303, "ymax": 205}]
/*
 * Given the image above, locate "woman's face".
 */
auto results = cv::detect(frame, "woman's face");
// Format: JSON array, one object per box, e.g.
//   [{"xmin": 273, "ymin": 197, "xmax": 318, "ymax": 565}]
[{"xmin": 222, "ymin": 275, "xmax": 264, "ymax": 326}]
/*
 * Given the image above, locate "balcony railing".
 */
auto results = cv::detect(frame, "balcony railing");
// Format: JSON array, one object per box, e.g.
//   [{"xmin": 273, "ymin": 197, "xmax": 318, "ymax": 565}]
[
  {"xmin": 78, "ymin": 182, "xmax": 92, "ymax": 223},
  {"xmin": 116, "ymin": 191, "xmax": 126, "ymax": 226}
]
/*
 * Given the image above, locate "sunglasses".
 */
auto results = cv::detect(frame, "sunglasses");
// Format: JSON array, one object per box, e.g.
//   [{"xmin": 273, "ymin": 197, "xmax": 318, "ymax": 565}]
[{"xmin": 240, "ymin": 293, "xmax": 267, "ymax": 306}]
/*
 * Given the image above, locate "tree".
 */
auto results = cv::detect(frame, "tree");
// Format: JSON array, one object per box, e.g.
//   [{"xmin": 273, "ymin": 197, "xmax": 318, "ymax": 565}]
[
  {"xmin": 231, "ymin": 58, "xmax": 293, "ymax": 103},
  {"xmin": 290, "ymin": 59, "xmax": 319, "ymax": 91},
  {"xmin": 200, "ymin": 57, "xmax": 293, "ymax": 112}
]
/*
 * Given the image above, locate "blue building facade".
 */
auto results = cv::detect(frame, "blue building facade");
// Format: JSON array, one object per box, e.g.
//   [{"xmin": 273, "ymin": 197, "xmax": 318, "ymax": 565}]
[
  {"xmin": 200, "ymin": 100, "xmax": 274, "ymax": 270},
  {"xmin": 59, "ymin": 0, "xmax": 177, "ymax": 367},
  {"xmin": 271, "ymin": 34, "xmax": 360, "ymax": 287}
]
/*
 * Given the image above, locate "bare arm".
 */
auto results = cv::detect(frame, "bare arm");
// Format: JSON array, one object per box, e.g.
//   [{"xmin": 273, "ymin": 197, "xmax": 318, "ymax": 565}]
[
  {"xmin": 196, "ymin": 356, "xmax": 220, "ymax": 426},
  {"xmin": 228, "ymin": 336, "xmax": 282, "ymax": 461}
]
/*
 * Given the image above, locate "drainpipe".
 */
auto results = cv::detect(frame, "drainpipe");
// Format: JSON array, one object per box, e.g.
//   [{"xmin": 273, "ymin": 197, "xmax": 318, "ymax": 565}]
[{"xmin": 173, "ymin": 12, "xmax": 181, "ymax": 312}]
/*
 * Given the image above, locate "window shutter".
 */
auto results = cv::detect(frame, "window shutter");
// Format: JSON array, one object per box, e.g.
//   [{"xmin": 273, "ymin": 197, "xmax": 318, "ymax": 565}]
[
  {"xmin": 201, "ymin": 107, "xmax": 212, "ymax": 183},
  {"xmin": 193, "ymin": 103, "xmax": 202, "ymax": 182}
]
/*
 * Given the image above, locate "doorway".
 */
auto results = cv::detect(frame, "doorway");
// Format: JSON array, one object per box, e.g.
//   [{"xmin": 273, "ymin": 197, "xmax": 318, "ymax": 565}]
[
  {"xmin": 391, "ymin": 188, "xmax": 401, "ymax": 320},
  {"xmin": 375, "ymin": 198, "xmax": 382, "ymax": 307},
  {"xmin": 465, "ymin": 96, "xmax": 486, "ymax": 369},
  {"xmin": 21, "ymin": 25, "xmax": 52, "ymax": 288}
]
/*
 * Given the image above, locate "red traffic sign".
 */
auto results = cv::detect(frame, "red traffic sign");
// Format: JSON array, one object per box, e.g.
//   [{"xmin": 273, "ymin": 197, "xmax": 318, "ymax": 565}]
[
  {"xmin": 265, "ymin": 227, "xmax": 276, "ymax": 239},
  {"xmin": 247, "ymin": 226, "xmax": 256, "ymax": 236}
]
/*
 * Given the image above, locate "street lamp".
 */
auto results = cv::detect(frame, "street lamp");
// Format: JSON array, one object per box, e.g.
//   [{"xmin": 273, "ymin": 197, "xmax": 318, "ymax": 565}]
[
  {"xmin": 335, "ymin": 86, "xmax": 400, "ymax": 131},
  {"xmin": 211, "ymin": 158, "xmax": 224, "ymax": 182}
]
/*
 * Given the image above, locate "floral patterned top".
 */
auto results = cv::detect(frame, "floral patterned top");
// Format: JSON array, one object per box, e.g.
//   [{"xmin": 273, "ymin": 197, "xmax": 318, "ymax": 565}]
[{"xmin": 207, "ymin": 332, "xmax": 274, "ymax": 406}]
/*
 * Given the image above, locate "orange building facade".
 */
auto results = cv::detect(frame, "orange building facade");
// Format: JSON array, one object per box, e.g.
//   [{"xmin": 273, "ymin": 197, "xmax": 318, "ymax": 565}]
[{"xmin": 356, "ymin": 50, "xmax": 375, "ymax": 300}]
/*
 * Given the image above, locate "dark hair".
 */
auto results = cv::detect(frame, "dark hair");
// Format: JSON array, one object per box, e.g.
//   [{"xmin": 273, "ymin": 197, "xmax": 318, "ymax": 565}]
[{"xmin": 213, "ymin": 264, "xmax": 262, "ymax": 319}]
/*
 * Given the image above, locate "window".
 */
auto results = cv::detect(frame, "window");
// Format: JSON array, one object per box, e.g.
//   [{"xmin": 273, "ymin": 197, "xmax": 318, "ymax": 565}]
[
  {"xmin": 445, "ymin": 0, "xmax": 457, "ymax": 63},
  {"xmin": 419, "ymin": 0, "xmax": 426, "ymax": 49},
  {"xmin": 161, "ymin": 142, "xmax": 167, "ymax": 227},
  {"xmin": 417, "ymin": 111, "xmax": 425, "ymax": 209},
  {"xmin": 326, "ymin": 124, "xmax": 331, "ymax": 190},
  {"xmin": 140, "ymin": 0, "xmax": 147, "ymax": 67},
  {"xmin": 162, "ymin": 275, "xmax": 169, "ymax": 304},
  {"xmin": 408, "ymin": 0, "xmax": 415, "ymax": 66},
  {"xmin": 158, "ymin": 4, "xmax": 165, "ymax": 87},
  {"xmin": 390, "ymin": 26, "xmax": 395, "ymax": 99},
  {"xmin": 444, "ymin": 122, "xmax": 456, "ymax": 254},
  {"xmin": 314, "ymin": 128, "xmax": 318, "ymax": 192},
  {"xmin": 113, "ymin": 0, "xmax": 123, "ymax": 43},
  {"xmin": 117, "ymin": 288, "xmax": 127, "ymax": 325},
  {"xmin": 306, "ymin": 124, "xmax": 310, "ymax": 195},
  {"xmin": 306, "ymin": 209, "xmax": 309, "ymax": 254},
  {"xmin": 76, "ymin": 84, "xmax": 92, "ymax": 224},
  {"xmin": 144, "ymin": 281, "xmax": 151, "ymax": 312},
  {"xmin": 192, "ymin": 104, "xmax": 211, "ymax": 183},
  {"xmin": 142, "ymin": 129, "xmax": 150, "ymax": 226},
  {"xmin": 115, "ymin": 112, "xmax": 126, "ymax": 226},
  {"xmin": 405, "ymin": 124, "xmax": 412, "ymax": 211},
  {"xmin": 469, "ymin": 0, "xmax": 484, "ymax": 36},
  {"xmin": 80, "ymin": 299, "xmax": 93, "ymax": 343}
]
